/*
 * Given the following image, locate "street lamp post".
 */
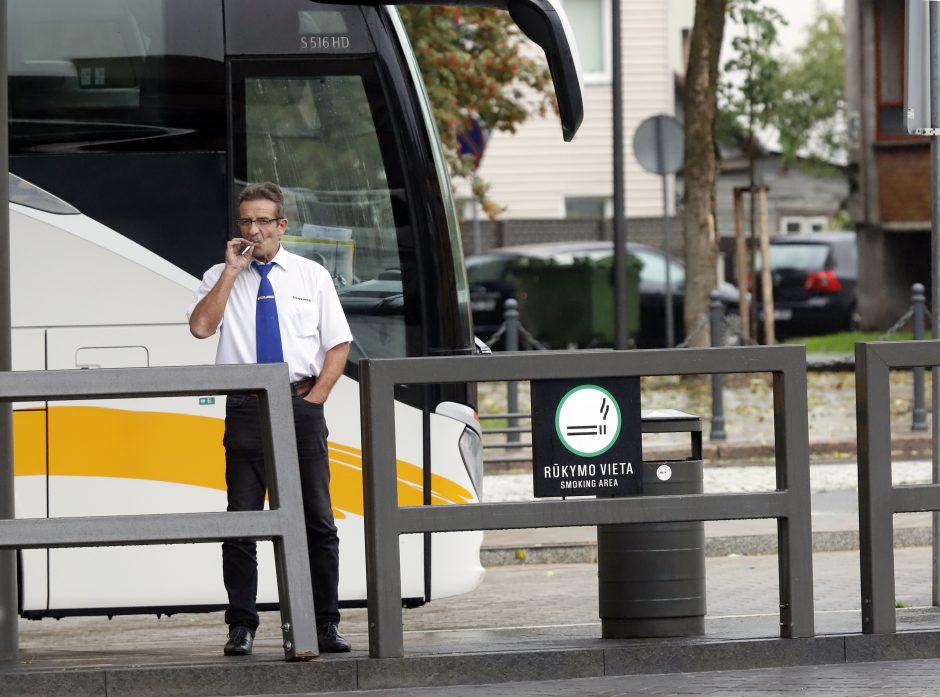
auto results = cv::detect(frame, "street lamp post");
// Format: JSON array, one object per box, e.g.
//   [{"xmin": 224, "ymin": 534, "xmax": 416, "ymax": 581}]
[{"xmin": 612, "ymin": 0, "xmax": 629, "ymax": 349}]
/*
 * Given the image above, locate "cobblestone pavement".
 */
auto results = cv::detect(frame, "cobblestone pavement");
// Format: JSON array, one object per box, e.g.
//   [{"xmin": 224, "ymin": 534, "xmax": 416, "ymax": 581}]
[
  {"xmin": 478, "ymin": 369, "xmax": 928, "ymax": 459},
  {"xmin": 484, "ymin": 460, "xmax": 935, "ymax": 502}
]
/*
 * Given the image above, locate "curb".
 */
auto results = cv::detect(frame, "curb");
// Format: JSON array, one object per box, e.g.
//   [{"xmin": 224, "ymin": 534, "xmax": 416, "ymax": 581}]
[
  {"xmin": 705, "ymin": 433, "xmax": 933, "ymax": 464},
  {"xmin": 480, "ymin": 526, "xmax": 933, "ymax": 566},
  {"xmin": 9, "ymin": 629, "xmax": 940, "ymax": 697}
]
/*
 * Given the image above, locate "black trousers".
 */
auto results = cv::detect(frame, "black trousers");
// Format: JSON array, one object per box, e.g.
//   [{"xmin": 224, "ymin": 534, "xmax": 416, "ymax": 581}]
[{"xmin": 221, "ymin": 393, "xmax": 340, "ymax": 631}]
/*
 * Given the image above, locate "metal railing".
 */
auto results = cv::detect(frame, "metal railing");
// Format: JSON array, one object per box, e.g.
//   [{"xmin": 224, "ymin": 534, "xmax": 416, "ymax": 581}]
[
  {"xmin": 360, "ymin": 345, "xmax": 814, "ymax": 658},
  {"xmin": 480, "ymin": 411, "xmax": 532, "ymax": 463},
  {"xmin": 0, "ymin": 364, "xmax": 319, "ymax": 661},
  {"xmin": 856, "ymin": 340, "xmax": 940, "ymax": 634},
  {"xmin": 480, "ymin": 292, "xmax": 738, "ymax": 459}
]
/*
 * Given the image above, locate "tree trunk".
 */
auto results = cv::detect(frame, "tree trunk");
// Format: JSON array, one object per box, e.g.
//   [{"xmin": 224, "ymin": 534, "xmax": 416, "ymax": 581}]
[{"xmin": 682, "ymin": 0, "xmax": 727, "ymax": 347}]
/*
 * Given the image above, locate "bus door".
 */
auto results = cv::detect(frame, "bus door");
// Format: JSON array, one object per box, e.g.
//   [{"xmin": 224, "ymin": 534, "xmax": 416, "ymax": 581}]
[
  {"xmin": 226, "ymin": 0, "xmax": 486, "ymax": 602},
  {"xmin": 224, "ymin": 0, "xmax": 466, "ymax": 366},
  {"xmin": 228, "ymin": 52, "xmax": 440, "ymax": 601}
]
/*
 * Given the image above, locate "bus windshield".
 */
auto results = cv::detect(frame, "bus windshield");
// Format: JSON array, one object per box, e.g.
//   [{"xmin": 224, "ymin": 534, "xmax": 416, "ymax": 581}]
[{"xmin": 235, "ymin": 64, "xmax": 413, "ymax": 361}]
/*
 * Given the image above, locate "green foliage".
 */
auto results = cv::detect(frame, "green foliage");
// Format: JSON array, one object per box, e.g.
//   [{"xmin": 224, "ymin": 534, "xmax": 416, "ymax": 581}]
[
  {"xmin": 399, "ymin": 6, "xmax": 555, "ymax": 217},
  {"xmin": 718, "ymin": 0, "xmax": 786, "ymax": 150},
  {"xmin": 720, "ymin": 1, "xmax": 847, "ymax": 170},
  {"xmin": 775, "ymin": 8, "xmax": 846, "ymax": 169},
  {"xmin": 828, "ymin": 210, "xmax": 853, "ymax": 231}
]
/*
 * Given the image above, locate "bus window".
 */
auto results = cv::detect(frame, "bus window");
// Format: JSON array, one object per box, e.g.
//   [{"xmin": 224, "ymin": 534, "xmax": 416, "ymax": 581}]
[
  {"xmin": 8, "ymin": 0, "xmax": 225, "ymax": 153},
  {"xmin": 234, "ymin": 63, "xmax": 418, "ymax": 360},
  {"xmin": 9, "ymin": 174, "xmax": 80, "ymax": 215}
]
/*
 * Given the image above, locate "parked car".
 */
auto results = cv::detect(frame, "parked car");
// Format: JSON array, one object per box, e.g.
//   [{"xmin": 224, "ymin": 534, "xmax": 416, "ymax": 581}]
[
  {"xmin": 466, "ymin": 241, "xmax": 740, "ymax": 349},
  {"xmin": 755, "ymin": 232, "xmax": 858, "ymax": 340}
]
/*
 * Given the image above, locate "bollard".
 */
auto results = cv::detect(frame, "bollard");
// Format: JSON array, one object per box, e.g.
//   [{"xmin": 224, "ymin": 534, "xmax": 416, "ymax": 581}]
[
  {"xmin": 912, "ymin": 283, "xmax": 928, "ymax": 432},
  {"xmin": 709, "ymin": 291, "xmax": 727, "ymax": 441},
  {"xmin": 504, "ymin": 298, "xmax": 520, "ymax": 442}
]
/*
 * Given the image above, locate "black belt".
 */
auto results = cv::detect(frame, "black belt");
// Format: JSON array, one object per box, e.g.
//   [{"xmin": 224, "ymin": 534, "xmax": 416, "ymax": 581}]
[{"xmin": 290, "ymin": 376, "xmax": 316, "ymax": 397}]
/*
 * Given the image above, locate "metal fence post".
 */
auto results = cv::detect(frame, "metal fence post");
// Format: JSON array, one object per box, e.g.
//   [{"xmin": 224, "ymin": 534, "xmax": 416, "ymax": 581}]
[
  {"xmin": 0, "ymin": 0, "xmax": 15, "ymax": 662},
  {"xmin": 709, "ymin": 291, "xmax": 727, "ymax": 441},
  {"xmin": 505, "ymin": 298, "xmax": 520, "ymax": 442},
  {"xmin": 930, "ymin": 0, "xmax": 940, "ymax": 610},
  {"xmin": 912, "ymin": 283, "xmax": 928, "ymax": 432}
]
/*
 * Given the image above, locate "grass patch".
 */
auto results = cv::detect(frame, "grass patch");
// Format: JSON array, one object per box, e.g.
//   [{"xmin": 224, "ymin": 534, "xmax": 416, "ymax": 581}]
[{"xmin": 783, "ymin": 330, "xmax": 932, "ymax": 354}]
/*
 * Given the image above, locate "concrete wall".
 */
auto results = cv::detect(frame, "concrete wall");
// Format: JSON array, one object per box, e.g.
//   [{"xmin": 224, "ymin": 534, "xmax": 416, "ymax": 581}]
[{"xmin": 459, "ymin": 216, "xmax": 685, "ymax": 258}]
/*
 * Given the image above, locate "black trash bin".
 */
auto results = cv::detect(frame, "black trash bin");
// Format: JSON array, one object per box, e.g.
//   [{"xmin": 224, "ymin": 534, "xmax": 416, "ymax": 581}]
[{"xmin": 597, "ymin": 410, "xmax": 705, "ymax": 638}]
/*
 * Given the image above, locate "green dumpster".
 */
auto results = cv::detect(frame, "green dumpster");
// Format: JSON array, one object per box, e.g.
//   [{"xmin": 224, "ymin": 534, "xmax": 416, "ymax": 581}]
[{"xmin": 513, "ymin": 253, "xmax": 641, "ymax": 348}]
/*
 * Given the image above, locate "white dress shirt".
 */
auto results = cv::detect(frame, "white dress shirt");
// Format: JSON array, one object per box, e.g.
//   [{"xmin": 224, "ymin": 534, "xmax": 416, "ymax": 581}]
[{"xmin": 188, "ymin": 247, "xmax": 352, "ymax": 382}]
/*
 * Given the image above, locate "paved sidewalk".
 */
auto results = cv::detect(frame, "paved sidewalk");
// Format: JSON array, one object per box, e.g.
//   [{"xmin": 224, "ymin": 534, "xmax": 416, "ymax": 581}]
[{"xmin": 8, "ymin": 547, "xmax": 940, "ymax": 696}]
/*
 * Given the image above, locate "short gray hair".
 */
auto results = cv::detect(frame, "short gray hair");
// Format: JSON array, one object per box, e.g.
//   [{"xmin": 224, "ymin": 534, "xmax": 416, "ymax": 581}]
[{"xmin": 238, "ymin": 181, "xmax": 285, "ymax": 219}]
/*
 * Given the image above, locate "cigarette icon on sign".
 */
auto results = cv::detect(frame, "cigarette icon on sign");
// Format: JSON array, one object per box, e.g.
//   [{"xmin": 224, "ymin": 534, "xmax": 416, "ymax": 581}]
[
  {"xmin": 566, "ymin": 396, "xmax": 611, "ymax": 437},
  {"xmin": 567, "ymin": 424, "xmax": 603, "ymax": 437}
]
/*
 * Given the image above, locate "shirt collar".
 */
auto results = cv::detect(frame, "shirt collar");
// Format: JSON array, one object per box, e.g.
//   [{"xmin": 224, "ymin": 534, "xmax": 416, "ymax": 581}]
[{"xmin": 255, "ymin": 245, "xmax": 293, "ymax": 273}]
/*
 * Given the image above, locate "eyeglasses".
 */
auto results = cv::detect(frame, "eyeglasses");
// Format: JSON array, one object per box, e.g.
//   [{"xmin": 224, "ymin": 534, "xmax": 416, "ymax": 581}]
[{"xmin": 236, "ymin": 217, "xmax": 282, "ymax": 229}]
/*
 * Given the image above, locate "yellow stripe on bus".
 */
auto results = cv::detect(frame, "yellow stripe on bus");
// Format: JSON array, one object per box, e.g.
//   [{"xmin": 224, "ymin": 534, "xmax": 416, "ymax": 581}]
[
  {"xmin": 12, "ymin": 407, "xmax": 474, "ymax": 520},
  {"xmin": 12, "ymin": 409, "xmax": 45, "ymax": 476}
]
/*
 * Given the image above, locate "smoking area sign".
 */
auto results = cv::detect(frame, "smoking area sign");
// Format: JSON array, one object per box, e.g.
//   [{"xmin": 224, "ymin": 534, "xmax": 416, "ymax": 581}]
[{"xmin": 531, "ymin": 377, "xmax": 642, "ymax": 498}]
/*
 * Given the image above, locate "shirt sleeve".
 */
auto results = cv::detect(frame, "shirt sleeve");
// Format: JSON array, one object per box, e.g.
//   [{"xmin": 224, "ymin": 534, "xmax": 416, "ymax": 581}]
[
  {"xmin": 185, "ymin": 264, "xmax": 223, "ymax": 325},
  {"xmin": 317, "ymin": 274, "xmax": 353, "ymax": 351}
]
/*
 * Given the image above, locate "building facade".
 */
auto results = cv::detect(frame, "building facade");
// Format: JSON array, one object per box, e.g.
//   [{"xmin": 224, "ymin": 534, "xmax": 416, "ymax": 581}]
[
  {"xmin": 458, "ymin": 0, "xmax": 693, "ymax": 220},
  {"xmin": 846, "ymin": 0, "xmax": 931, "ymax": 328}
]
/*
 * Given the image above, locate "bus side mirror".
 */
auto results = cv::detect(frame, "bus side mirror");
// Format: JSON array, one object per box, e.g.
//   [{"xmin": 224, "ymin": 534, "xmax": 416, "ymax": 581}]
[
  {"xmin": 324, "ymin": 0, "xmax": 584, "ymax": 141},
  {"xmin": 505, "ymin": 0, "xmax": 583, "ymax": 142}
]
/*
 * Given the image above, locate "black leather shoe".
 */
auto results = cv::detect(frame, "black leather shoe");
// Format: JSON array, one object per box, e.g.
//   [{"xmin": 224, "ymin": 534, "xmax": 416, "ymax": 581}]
[
  {"xmin": 317, "ymin": 622, "xmax": 350, "ymax": 653},
  {"xmin": 224, "ymin": 625, "xmax": 255, "ymax": 656}
]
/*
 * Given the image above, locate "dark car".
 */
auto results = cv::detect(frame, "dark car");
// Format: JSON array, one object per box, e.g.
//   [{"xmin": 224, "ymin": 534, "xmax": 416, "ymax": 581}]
[
  {"xmin": 756, "ymin": 232, "xmax": 858, "ymax": 339},
  {"xmin": 466, "ymin": 241, "xmax": 740, "ymax": 349}
]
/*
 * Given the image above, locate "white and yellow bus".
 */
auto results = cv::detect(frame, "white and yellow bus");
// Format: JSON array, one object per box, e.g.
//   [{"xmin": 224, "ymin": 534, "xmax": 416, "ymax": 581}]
[{"xmin": 8, "ymin": 0, "xmax": 582, "ymax": 618}]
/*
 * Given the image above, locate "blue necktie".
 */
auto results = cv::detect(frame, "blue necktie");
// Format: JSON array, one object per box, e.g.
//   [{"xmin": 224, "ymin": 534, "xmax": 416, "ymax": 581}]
[{"xmin": 253, "ymin": 262, "xmax": 284, "ymax": 363}]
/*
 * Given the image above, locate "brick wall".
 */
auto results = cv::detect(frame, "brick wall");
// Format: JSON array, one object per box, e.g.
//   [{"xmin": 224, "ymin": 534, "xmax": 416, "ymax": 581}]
[{"xmin": 877, "ymin": 144, "xmax": 931, "ymax": 223}]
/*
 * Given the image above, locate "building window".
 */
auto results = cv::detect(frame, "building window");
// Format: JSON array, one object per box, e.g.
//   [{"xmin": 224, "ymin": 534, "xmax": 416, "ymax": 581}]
[
  {"xmin": 875, "ymin": 0, "xmax": 907, "ymax": 140},
  {"xmin": 562, "ymin": 0, "xmax": 611, "ymax": 82},
  {"xmin": 780, "ymin": 216, "xmax": 829, "ymax": 235},
  {"xmin": 565, "ymin": 196, "xmax": 611, "ymax": 219}
]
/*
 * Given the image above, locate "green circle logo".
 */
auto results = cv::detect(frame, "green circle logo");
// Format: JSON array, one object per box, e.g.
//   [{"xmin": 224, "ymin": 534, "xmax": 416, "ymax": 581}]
[{"xmin": 554, "ymin": 385, "xmax": 621, "ymax": 457}]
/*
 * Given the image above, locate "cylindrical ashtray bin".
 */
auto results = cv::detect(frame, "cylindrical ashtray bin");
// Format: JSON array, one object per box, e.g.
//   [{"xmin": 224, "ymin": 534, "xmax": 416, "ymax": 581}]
[{"xmin": 597, "ymin": 456, "xmax": 705, "ymax": 638}]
